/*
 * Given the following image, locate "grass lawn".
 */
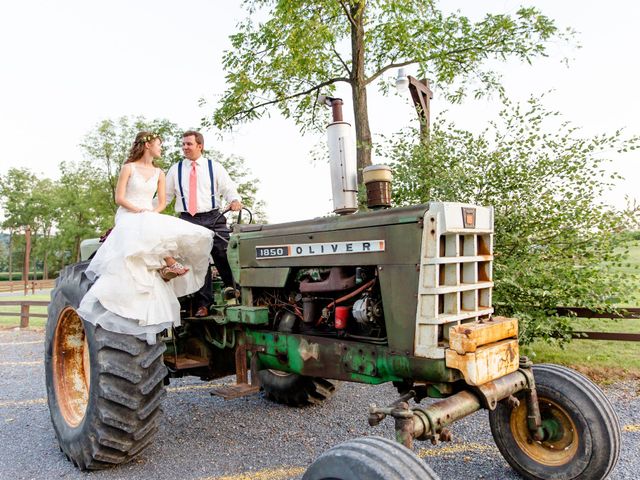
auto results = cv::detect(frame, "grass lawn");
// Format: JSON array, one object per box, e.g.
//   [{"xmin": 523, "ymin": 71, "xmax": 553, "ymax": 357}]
[
  {"xmin": 523, "ymin": 317, "xmax": 640, "ymax": 383},
  {"xmin": 0, "ymin": 293, "xmax": 50, "ymax": 328}
]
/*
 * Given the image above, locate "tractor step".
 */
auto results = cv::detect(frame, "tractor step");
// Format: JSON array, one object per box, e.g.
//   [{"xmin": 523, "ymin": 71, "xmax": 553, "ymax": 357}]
[
  {"xmin": 164, "ymin": 354, "xmax": 209, "ymax": 370},
  {"xmin": 210, "ymin": 383, "xmax": 261, "ymax": 399},
  {"xmin": 209, "ymin": 344, "xmax": 265, "ymax": 400}
]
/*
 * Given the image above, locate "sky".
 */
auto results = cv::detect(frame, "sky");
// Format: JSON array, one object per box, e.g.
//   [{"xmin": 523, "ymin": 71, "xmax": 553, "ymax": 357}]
[{"xmin": 0, "ymin": 1, "xmax": 638, "ymax": 224}]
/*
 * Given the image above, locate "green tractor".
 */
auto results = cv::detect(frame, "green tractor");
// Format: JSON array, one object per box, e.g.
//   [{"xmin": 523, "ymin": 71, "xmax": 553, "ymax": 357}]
[{"xmin": 45, "ymin": 98, "xmax": 620, "ymax": 480}]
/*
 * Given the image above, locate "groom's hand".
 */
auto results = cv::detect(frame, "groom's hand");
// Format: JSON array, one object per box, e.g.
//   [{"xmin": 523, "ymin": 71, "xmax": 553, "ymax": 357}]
[{"xmin": 228, "ymin": 200, "xmax": 242, "ymax": 211}]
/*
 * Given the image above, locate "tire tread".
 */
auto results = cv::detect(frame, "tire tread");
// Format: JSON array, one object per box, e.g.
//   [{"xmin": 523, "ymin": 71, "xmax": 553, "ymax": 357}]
[
  {"xmin": 488, "ymin": 363, "xmax": 620, "ymax": 480},
  {"xmin": 45, "ymin": 262, "xmax": 167, "ymax": 470}
]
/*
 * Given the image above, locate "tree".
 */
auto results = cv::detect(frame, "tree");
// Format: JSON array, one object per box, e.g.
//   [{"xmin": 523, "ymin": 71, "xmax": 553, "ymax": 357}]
[
  {"xmin": 80, "ymin": 117, "xmax": 186, "ymax": 210},
  {"xmin": 54, "ymin": 161, "xmax": 114, "ymax": 262},
  {"xmin": 0, "ymin": 168, "xmax": 39, "ymax": 279},
  {"xmin": 0, "ymin": 166, "xmax": 108, "ymax": 275},
  {"xmin": 389, "ymin": 95, "xmax": 640, "ymax": 343},
  {"xmin": 0, "ymin": 168, "xmax": 39, "ymax": 231},
  {"xmin": 28, "ymin": 178, "xmax": 58, "ymax": 278},
  {"xmin": 212, "ymin": 0, "xmax": 568, "ymax": 182}
]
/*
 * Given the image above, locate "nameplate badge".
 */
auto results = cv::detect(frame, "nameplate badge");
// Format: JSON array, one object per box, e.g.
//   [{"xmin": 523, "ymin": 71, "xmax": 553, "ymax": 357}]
[{"xmin": 256, "ymin": 240, "xmax": 385, "ymax": 259}]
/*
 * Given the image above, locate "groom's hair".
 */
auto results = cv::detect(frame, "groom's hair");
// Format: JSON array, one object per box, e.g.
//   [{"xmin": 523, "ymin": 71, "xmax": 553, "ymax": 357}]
[{"xmin": 183, "ymin": 130, "xmax": 204, "ymax": 147}]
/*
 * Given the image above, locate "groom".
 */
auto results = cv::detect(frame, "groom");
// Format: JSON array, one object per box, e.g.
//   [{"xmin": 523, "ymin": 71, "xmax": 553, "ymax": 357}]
[{"xmin": 165, "ymin": 130, "xmax": 243, "ymax": 317}]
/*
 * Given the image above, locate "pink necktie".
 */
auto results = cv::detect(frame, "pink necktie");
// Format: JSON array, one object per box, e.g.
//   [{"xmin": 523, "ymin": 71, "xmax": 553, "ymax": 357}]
[{"xmin": 188, "ymin": 161, "xmax": 197, "ymax": 216}]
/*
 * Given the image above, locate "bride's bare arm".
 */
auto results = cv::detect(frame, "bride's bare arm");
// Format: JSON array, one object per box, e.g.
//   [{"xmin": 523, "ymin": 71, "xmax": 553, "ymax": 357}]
[
  {"xmin": 154, "ymin": 171, "xmax": 167, "ymax": 213},
  {"xmin": 115, "ymin": 165, "xmax": 144, "ymax": 212}
]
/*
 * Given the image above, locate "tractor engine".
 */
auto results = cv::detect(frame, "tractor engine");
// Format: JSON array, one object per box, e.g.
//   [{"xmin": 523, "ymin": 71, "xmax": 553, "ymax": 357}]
[{"xmin": 253, "ymin": 265, "xmax": 385, "ymax": 342}]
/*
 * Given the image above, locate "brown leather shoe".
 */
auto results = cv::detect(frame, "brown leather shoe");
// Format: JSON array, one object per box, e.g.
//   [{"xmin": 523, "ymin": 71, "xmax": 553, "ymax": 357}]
[{"xmin": 194, "ymin": 306, "xmax": 209, "ymax": 317}]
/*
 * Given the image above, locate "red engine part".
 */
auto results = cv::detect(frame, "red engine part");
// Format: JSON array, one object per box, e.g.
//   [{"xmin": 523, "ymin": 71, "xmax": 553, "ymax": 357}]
[{"xmin": 334, "ymin": 306, "xmax": 349, "ymax": 330}]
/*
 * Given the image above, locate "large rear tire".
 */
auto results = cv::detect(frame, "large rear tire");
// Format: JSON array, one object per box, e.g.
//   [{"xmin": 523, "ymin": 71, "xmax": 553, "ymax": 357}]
[
  {"xmin": 489, "ymin": 363, "xmax": 620, "ymax": 480},
  {"xmin": 45, "ymin": 262, "xmax": 167, "ymax": 470},
  {"xmin": 302, "ymin": 436, "xmax": 440, "ymax": 480}
]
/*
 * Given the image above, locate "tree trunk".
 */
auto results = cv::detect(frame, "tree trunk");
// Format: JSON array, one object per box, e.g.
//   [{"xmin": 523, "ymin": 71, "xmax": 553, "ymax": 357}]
[
  {"xmin": 8, "ymin": 230, "xmax": 13, "ymax": 281},
  {"xmin": 105, "ymin": 151, "xmax": 117, "ymax": 207},
  {"xmin": 74, "ymin": 235, "xmax": 81, "ymax": 263},
  {"xmin": 350, "ymin": 1, "xmax": 372, "ymax": 186},
  {"xmin": 29, "ymin": 231, "xmax": 35, "ymax": 281},
  {"xmin": 43, "ymin": 230, "xmax": 49, "ymax": 280}
]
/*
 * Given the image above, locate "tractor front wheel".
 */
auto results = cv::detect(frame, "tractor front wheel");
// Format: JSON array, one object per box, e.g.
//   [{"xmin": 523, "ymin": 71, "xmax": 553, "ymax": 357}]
[
  {"xmin": 489, "ymin": 363, "xmax": 620, "ymax": 480},
  {"xmin": 302, "ymin": 436, "xmax": 440, "ymax": 480}
]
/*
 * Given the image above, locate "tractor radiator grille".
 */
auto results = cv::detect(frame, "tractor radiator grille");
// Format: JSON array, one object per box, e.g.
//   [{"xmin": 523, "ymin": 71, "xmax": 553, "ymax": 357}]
[{"xmin": 414, "ymin": 202, "xmax": 494, "ymax": 359}]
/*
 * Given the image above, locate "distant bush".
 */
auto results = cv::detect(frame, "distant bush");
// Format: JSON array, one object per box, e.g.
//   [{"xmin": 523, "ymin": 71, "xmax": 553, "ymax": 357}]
[
  {"xmin": 0, "ymin": 272, "xmax": 45, "ymax": 281},
  {"xmin": 618, "ymin": 230, "xmax": 640, "ymax": 242}
]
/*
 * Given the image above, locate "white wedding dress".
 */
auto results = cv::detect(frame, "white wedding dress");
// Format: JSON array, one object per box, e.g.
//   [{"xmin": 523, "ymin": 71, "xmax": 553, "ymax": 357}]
[{"xmin": 78, "ymin": 164, "xmax": 213, "ymax": 344}]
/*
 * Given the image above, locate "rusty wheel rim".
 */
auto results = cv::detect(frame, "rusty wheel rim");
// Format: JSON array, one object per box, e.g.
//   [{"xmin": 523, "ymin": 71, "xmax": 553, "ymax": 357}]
[
  {"xmin": 510, "ymin": 396, "xmax": 578, "ymax": 466},
  {"xmin": 52, "ymin": 307, "xmax": 90, "ymax": 427}
]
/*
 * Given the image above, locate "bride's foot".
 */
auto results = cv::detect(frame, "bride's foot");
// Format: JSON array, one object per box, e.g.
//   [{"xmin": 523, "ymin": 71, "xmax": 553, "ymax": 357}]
[{"xmin": 159, "ymin": 262, "xmax": 189, "ymax": 281}]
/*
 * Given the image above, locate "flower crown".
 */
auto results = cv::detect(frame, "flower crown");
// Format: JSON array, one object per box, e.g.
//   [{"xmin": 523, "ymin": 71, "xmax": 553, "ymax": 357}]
[{"xmin": 137, "ymin": 133, "xmax": 160, "ymax": 144}]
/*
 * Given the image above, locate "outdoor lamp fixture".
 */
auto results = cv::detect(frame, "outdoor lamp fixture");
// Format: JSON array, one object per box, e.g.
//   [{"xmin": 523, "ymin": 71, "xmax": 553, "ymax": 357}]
[{"xmin": 396, "ymin": 68, "xmax": 409, "ymax": 92}]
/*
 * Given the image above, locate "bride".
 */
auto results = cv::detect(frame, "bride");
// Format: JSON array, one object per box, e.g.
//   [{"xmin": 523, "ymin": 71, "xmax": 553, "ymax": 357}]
[{"xmin": 78, "ymin": 131, "xmax": 213, "ymax": 344}]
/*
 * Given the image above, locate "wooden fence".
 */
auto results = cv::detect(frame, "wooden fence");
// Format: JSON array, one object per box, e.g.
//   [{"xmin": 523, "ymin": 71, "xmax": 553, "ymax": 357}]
[
  {"xmin": 0, "ymin": 279, "xmax": 56, "ymax": 294},
  {"xmin": 555, "ymin": 307, "xmax": 640, "ymax": 342},
  {"xmin": 0, "ymin": 300, "xmax": 49, "ymax": 328}
]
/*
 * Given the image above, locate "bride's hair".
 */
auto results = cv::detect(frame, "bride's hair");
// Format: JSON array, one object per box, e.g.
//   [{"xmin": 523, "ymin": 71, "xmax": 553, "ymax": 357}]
[{"xmin": 126, "ymin": 131, "xmax": 161, "ymax": 165}]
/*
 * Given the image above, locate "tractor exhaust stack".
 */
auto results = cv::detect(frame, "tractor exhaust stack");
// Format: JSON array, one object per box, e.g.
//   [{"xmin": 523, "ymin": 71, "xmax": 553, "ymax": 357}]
[{"xmin": 321, "ymin": 95, "xmax": 358, "ymax": 215}]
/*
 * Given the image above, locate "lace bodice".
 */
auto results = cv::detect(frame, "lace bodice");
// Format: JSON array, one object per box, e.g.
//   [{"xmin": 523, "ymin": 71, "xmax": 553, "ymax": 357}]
[{"xmin": 115, "ymin": 164, "xmax": 160, "ymax": 222}]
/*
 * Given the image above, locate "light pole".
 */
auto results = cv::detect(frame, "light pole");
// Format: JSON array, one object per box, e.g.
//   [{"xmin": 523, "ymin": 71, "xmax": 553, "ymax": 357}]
[
  {"xmin": 396, "ymin": 69, "xmax": 434, "ymax": 144},
  {"xmin": 407, "ymin": 76, "xmax": 433, "ymax": 144}
]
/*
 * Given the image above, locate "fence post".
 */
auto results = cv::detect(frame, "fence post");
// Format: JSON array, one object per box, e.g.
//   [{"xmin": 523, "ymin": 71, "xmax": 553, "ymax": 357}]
[{"xmin": 19, "ymin": 304, "xmax": 30, "ymax": 328}]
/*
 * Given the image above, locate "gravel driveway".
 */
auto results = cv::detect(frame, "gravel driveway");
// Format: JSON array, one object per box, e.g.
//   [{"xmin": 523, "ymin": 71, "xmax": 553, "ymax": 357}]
[{"xmin": 1, "ymin": 328, "xmax": 638, "ymax": 480}]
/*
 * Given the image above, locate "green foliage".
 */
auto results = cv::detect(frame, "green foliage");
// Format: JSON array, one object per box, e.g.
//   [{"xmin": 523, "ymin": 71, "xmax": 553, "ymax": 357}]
[
  {"xmin": 0, "ymin": 169, "xmax": 61, "ymax": 276},
  {"xmin": 0, "ymin": 272, "xmax": 45, "ymax": 281},
  {"xmin": 0, "ymin": 169, "xmax": 39, "ymax": 230},
  {"xmin": 612, "ymin": 241, "xmax": 640, "ymax": 288},
  {"xmin": 389, "ymin": 95, "xmax": 640, "ymax": 343},
  {"xmin": 211, "ymin": 0, "xmax": 568, "ymax": 161},
  {"xmin": 54, "ymin": 161, "xmax": 114, "ymax": 262},
  {"xmin": 620, "ymin": 230, "xmax": 640, "ymax": 241},
  {"xmin": 206, "ymin": 151, "xmax": 268, "ymax": 223}
]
